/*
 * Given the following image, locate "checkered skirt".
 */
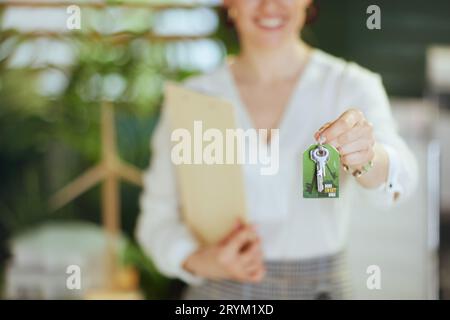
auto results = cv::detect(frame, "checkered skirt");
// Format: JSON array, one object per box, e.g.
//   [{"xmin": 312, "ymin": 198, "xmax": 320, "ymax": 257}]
[{"xmin": 182, "ymin": 251, "xmax": 351, "ymax": 300}]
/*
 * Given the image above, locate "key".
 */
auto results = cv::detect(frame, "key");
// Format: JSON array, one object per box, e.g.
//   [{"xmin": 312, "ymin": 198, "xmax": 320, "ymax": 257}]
[{"xmin": 310, "ymin": 146, "xmax": 329, "ymax": 192}]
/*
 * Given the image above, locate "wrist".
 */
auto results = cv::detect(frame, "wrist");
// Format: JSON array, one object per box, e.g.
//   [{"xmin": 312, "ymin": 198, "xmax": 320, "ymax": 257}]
[{"xmin": 353, "ymin": 143, "xmax": 389, "ymax": 188}]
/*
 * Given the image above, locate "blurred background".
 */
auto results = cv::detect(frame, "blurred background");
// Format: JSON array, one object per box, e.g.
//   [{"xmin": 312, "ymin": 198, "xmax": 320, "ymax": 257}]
[{"xmin": 0, "ymin": 0, "xmax": 449, "ymax": 299}]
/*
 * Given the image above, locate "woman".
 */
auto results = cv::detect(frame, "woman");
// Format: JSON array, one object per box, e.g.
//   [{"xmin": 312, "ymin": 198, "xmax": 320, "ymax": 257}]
[{"xmin": 136, "ymin": 0, "xmax": 417, "ymax": 299}]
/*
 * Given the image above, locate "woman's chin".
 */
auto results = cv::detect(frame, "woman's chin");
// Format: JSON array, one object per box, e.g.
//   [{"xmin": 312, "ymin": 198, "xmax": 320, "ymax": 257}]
[{"xmin": 250, "ymin": 34, "xmax": 291, "ymax": 50}]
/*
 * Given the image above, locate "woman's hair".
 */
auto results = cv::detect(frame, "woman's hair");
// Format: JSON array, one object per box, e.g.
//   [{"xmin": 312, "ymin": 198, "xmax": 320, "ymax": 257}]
[{"xmin": 306, "ymin": 2, "xmax": 319, "ymax": 25}]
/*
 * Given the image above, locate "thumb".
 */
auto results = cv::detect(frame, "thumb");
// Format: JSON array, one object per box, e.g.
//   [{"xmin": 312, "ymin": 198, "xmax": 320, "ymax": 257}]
[{"xmin": 314, "ymin": 121, "xmax": 333, "ymax": 141}]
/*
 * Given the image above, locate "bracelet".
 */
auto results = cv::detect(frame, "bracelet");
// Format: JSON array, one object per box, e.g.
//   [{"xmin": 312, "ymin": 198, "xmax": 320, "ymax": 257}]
[{"xmin": 343, "ymin": 160, "xmax": 374, "ymax": 178}]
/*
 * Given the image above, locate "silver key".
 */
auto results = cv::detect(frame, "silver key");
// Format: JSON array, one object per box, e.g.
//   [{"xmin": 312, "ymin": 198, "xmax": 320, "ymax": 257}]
[{"xmin": 310, "ymin": 146, "xmax": 329, "ymax": 192}]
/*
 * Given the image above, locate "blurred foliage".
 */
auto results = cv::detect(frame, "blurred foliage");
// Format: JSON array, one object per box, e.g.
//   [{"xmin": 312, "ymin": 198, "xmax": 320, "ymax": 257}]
[
  {"xmin": 0, "ymin": 220, "xmax": 9, "ymax": 297},
  {"xmin": 0, "ymin": 5, "xmax": 202, "ymax": 298},
  {"xmin": 122, "ymin": 241, "xmax": 171, "ymax": 299},
  {"xmin": 0, "ymin": 62, "xmax": 59, "ymax": 234},
  {"xmin": 55, "ymin": 38, "xmax": 171, "ymax": 162}
]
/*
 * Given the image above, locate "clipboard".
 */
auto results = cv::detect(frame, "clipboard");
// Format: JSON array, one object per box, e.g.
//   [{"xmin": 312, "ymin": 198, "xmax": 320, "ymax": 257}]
[{"xmin": 164, "ymin": 82, "xmax": 248, "ymax": 245}]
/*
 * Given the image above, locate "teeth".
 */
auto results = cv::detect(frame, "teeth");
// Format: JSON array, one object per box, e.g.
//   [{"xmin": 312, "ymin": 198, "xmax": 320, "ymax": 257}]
[{"xmin": 257, "ymin": 18, "xmax": 283, "ymax": 28}]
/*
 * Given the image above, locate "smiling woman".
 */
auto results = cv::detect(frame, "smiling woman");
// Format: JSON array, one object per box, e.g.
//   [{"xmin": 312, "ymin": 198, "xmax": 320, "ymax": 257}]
[
  {"xmin": 224, "ymin": 0, "xmax": 312, "ymax": 49},
  {"xmin": 136, "ymin": 0, "xmax": 418, "ymax": 300}
]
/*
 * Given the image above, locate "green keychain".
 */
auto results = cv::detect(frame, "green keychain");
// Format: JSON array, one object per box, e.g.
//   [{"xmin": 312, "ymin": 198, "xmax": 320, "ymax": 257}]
[{"xmin": 303, "ymin": 141, "xmax": 340, "ymax": 198}]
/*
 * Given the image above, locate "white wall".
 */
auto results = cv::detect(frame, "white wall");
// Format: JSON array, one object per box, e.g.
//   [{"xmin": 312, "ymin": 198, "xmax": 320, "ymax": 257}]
[{"xmin": 347, "ymin": 99, "xmax": 439, "ymax": 299}]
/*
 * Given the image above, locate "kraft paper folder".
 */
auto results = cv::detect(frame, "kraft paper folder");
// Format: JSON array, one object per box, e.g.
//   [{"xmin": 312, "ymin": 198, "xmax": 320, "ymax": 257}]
[{"xmin": 164, "ymin": 82, "xmax": 247, "ymax": 245}]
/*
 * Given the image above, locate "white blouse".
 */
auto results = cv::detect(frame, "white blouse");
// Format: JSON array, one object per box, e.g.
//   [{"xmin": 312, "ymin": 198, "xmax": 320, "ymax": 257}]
[{"xmin": 136, "ymin": 49, "xmax": 418, "ymax": 285}]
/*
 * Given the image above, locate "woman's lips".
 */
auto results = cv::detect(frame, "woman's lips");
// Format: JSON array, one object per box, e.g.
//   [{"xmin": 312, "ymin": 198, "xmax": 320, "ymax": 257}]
[{"xmin": 254, "ymin": 17, "xmax": 286, "ymax": 30}]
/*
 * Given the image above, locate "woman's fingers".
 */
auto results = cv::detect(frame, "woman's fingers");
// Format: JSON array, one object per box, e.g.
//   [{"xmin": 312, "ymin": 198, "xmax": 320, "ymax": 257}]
[
  {"xmin": 338, "ymin": 138, "xmax": 375, "ymax": 156},
  {"xmin": 216, "ymin": 222, "xmax": 266, "ymax": 283},
  {"xmin": 237, "ymin": 239, "xmax": 265, "ymax": 282},
  {"xmin": 224, "ymin": 224, "xmax": 258, "ymax": 254},
  {"xmin": 219, "ymin": 218, "xmax": 245, "ymax": 245},
  {"xmin": 314, "ymin": 122, "xmax": 333, "ymax": 140},
  {"xmin": 217, "ymin": 224, "xmax": 259, "ymax": 267},
  {"xmin": 229, "ymin": 237, "xmax": 265, "ymax": 282},
  {"xmin": 246, "ymin": 266, "xmax": 266, "ymax": 283},
  {"xmin": 314, "ymin": 109, "xmax": 375, "ymax": 168},
  {"xmin": 185, "ymin": 222, "xmax": 264, "ymax": 283},
  {"xmin": 341, "ymin": 148, "xmax": 374, "ymax": 167},
  {"xmin": 235, "ymin": 259, "xmax": 265, "ymax": 283},
  {"xmin": 239, "ymin": 240, "xmax": 263, "ymax": 266},
  {"xmin": 328, "ymin": 123, "xmax": 370, "ymax": 148},
  {"xmin": 243, "ymin": 263, "xmax": 265, "ymax": 282},
  {"xmin": 317, "ymin": 109, "xmax": 364, "ymax": 142}
]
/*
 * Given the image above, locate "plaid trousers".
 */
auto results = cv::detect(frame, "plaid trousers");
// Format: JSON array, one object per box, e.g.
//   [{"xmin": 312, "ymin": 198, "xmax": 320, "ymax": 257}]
[{"xmin": 182, "ymin": 251, "xmax": 351, "ymax": 300}]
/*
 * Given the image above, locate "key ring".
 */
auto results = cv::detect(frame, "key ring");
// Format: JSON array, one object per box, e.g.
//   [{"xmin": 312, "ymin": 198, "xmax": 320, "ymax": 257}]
[
  {"xmin": 317, "ymin": 134, "xmax": 326, "ymax": 153},
  {"xmin": 317, "ymin": 134, "xmax": 326, "ymax": 146}
]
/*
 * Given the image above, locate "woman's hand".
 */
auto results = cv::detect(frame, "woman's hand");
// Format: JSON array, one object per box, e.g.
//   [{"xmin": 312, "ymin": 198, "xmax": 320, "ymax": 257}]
[
  {"xmin": 315, "ymin": 109, "xmax": 375, "ymax": 169},
  {"xmin": 182, "ymin": 222, "xmax": 266, "ymax": 283},
  {"xmin": 315, "ymin": 108, "xmax": 389, "ymax": 188}
]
